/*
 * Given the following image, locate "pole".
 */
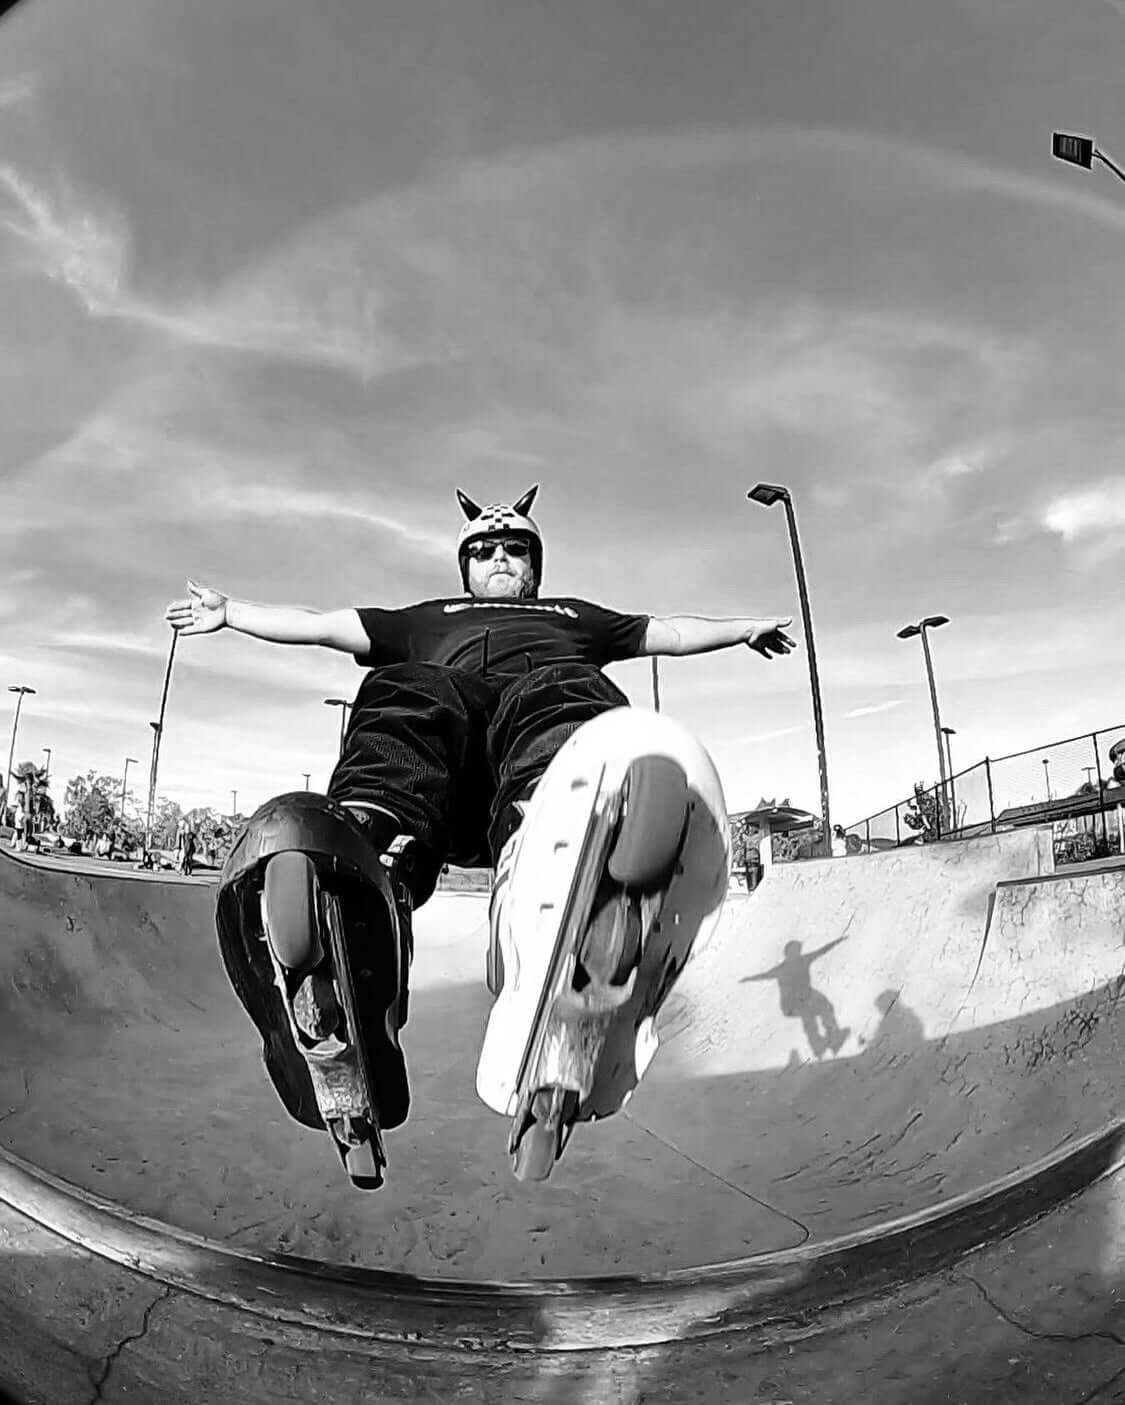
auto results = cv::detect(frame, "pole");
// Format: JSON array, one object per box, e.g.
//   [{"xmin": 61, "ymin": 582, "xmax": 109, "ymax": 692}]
[
  {"xmin": 918, "ymin": 625, "xmax": 949, "ymax": 833},
  {"xmin": 1093, "ymin": 733, "xmax": 1108, "ymax": 854},
  {"xmin": 651, "ymin": 658, "xmax": 661, "ymax": 714},
  {"xmin": 232, "ymin": 789, "xmax": 238, "ymax": 819},
  {"xmin": 302, "ymin": 773, "xmax": 311, "ymax": 791},
  {"xmin": 145, "ymin": 630, "xmax": 178, "ymax": 852},
  {"xmin": 5, "ymin": 689, "xmax": 29, "ymax": 810},
  {"xmin": 781, "ymin": 496, "xmax": 832, "ymax": 856},
  {"xmin": 339, "ymin": 707, "xmax": 347, "ymax": 757},
  {"xmin": 943, "ymin": 730, "xmax": 957, "ymax": 833},
  {"xmin": 120, "ymin": 758, "xmax": 135, "ymax": 821},
  {"xmin": 985, "ymin": 757, "xmax": 996, "ymax": 834},
  {"xmin": 1094, "ymin": 147, "xmax": 1125, "ymax": 184}
]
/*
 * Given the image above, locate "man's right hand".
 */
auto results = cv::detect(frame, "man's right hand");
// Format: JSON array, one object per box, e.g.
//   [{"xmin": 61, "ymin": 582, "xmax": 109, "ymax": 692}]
[{"xmin": 165, "ymin": 580, "xmax": 229, "ymax": 636}]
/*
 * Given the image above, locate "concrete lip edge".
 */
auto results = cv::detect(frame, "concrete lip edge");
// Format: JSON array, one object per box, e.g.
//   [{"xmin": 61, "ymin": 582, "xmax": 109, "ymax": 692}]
[{"xmin": 3, "ymin": 1122, "xmax": 1123, "ymax": 1352}]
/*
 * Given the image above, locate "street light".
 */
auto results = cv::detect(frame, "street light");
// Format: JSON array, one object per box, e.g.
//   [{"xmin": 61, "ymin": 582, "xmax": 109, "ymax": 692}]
[
  {"xmin": 120, "ymin": 757, "xmax": 139, "ymax": 822},
  {"xmin": 1042, "ymin": 758, "xmax": 1052, "ymax": 802},
  {"xmin": 748, "ymin": 483, "xmax": 832, "ymax": 856},
  {"xmin": 302, "ymin": 772, "xmax": 311, "ymax": 791},
  {"xmin": 1052, "ymin": 131, "xmax": 1125, "ymax": 187},
  {"xmin": 324, "ymin": 697, "xmax": 352, "ymax": 757},
  {"xmin": 5, "ymin": 685, "xmax": 36, "ymax": 815},
  {"xmin": 231, "ymin": 789, "xmax": 239, "ymax": 819},
  {"xmin": 941, "ymin": 726, "xmax": 957, "ymax": 831},
  {"xmin": 145, "ymin": 629, "xmax": 179, "ymax": 853},
  {"xmin": 42, "ymin": 747, "xmax": 51, "ymax": 780},
  {"xmin": 897, "ymin": 616, "xmax": 951, "ymax": 832}
]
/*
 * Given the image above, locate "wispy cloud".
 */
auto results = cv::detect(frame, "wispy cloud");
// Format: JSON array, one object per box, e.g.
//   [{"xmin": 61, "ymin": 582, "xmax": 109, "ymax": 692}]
[
  {"xmin": 0, "ymin": 164, "xmax": 126, "ymax": 310},
  {"xmin": 714, "ymin": 724, "xmax": 808, "ymax": 746},
  {"xmin": 0, "ymin": 74, "xmax": 37, "ymax": 109},
  {"xmin": 995, "ymin": 479, "xmax": 1125, "ymax": 564},
  {"xmin": 843, "ymin": 701, "xmax": 904, "ymax": 720},
  {"xmin": 0, "ymin": 411, "xmax": 451, "ymax": 558},
  {"xmin": 0, "ymin": 164, "xmax": 434, "ymax": 380},
  {"xmin": 1042, "ymin": 481, "xmax": 1125, "ymax": 543}
]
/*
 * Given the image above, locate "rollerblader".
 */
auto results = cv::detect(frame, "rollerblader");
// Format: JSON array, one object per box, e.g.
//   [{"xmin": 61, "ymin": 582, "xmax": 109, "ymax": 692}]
[{"xmin": 165, "ymin": 486, "xmax": 795, "ymax": 1188}]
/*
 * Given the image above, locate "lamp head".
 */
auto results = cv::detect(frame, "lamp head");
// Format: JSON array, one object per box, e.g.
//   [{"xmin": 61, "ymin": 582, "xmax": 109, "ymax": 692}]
[{"xmin": 748, "ymin": 483, "xmax": 789, "ymax": 508}]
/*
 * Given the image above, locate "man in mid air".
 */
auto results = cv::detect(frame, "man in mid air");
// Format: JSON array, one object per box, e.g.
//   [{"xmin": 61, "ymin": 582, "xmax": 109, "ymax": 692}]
[{"xmin": 166, "ymin": 486, "xmax": 794, "ymax": 1185}]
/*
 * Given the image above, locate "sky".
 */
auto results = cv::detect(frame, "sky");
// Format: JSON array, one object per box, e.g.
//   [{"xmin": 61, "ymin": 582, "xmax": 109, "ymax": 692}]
[{"xmin": 1, "ymin": 0, "xmax": 1124, "ymax": 832}]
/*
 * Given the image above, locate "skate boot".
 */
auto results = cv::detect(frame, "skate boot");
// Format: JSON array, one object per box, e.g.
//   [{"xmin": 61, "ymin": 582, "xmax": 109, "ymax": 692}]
[
  {"xmin": 216, "ymin": 791, "xmax": 427, "ymax": 1190},
  {"xmin": 476, "ymin": 708, "xmax": 731, "ymax": 1184}
]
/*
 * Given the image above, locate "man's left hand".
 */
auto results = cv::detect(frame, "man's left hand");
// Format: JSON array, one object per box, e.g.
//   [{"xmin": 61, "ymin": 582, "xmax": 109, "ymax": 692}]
[{"xmin": 744, "ymin": 618, "xmax": 797, "ymax": 659}]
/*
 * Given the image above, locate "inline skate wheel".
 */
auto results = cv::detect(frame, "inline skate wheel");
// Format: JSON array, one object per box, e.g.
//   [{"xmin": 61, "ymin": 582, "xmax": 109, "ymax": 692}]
[
  {"xmin": 262, "ymin": 850, "xmax": 323, "ymax": 972},
  {"xmin": 607, "ymin": 758, "xmax": 689, "ymax": 890}
]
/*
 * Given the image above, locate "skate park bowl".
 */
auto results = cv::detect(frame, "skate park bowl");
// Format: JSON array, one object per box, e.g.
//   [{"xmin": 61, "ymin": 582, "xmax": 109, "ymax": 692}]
[{"xmin": 3, "ymin": 830, "xmax": 1125, "ymax": 1401}]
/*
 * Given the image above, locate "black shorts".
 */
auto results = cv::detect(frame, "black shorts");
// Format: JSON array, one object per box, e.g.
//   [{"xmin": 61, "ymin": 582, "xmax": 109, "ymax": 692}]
[{"xmin": 327, "ymin": 661, "xmax": 630, "ymax": 869}]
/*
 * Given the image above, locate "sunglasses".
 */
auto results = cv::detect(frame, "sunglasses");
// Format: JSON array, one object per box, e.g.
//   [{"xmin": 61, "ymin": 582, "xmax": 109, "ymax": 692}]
[{"xmin": 465, "ymin": 538, "xmax": 532, "ymax": 560}]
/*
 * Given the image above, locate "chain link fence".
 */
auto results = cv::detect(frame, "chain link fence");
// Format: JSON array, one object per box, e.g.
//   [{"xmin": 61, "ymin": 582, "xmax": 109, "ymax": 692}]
[{"xmin": 844, "ymin": 723, "xmax": 1125, "ymax": 865}]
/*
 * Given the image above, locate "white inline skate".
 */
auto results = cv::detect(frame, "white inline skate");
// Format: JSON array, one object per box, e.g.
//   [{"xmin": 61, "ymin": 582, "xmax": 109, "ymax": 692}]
[{"xmin": 476, "ymin": 707, "xmax": 731, "ymax": 1182}]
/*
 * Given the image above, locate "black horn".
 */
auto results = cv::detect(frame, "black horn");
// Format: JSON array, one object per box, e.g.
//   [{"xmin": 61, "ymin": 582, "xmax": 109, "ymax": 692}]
[
  {"xmin": 512, "ymin": 484, "xmax": 539, "ymax": 517},
  {"xmin": 456, "ymin": 489, "xmax": 483, "ymax": 521}
]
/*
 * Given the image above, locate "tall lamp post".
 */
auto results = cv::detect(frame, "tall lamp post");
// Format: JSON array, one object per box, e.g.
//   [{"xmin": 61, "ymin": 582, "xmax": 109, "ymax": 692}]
[
  {"xmin": 1052, "ymin": 131, "xmax": 1125, "ymax": 188},
  {"xmin": 941, "ymin": 725, "xmax": 957, "ymax": 831},
  {"xmin": 5, "ymin": 685, "xmax": 36, "ymax": 816},
  {"xmin": 42, "ymin": 747, "xmax": 51, "ymax": 780},
  {"xmin": 145, "ymin": 629, "xmax": 179, "ymax": 853},
  {"xmin": 748, "ymin": 484, "xmax": 832, "ymax": 857},
  {"xmin": 324, "ymin": 697, "xmax": 352, "ymax": 757},
  {"xmin": 897, "ymin": 616, "xmax": 951, "ymax": 832},
  {"xmin": 302, "ymin": 772, "xmax": 311, "ymax": 791},
  {"xmin": 120, "ymin": 757, "xmax": 139, "ymax": 823}
]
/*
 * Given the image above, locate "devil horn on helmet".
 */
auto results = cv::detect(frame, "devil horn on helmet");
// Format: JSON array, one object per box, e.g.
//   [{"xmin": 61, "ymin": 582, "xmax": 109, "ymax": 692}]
[
  {"xmin": 456, "ymin": 489, "xmax": 483, "ymax": 521},
  {"xmin": 512, "ymin": 484, "xmax": 539, "ymax": 517}
]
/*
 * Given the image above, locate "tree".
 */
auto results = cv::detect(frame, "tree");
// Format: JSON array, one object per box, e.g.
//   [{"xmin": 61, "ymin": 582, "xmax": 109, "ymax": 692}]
[
  {"xmin": 12, "ymin": 761, "xmax": 55, "ymax": 830},
  {"xmin": 903, "ymin": 782, "xmax": 942, "ymax": 842},
  {"xmin": 151, "ymin": 797, "xmax": 184, "ymax": 850},
  {"xmin": 63, "ymin": 772, "xmax": 119, "ymax": 844}
]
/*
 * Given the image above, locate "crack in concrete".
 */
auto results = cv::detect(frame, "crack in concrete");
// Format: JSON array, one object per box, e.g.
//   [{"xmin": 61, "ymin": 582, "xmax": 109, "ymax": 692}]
[
  {"xmin": 963, "ymin": 1272, "xmax": 1125, "ymax": 1351},
  {"xmin": 0, "ymin": 1071, "xmax": 32, "ymax": 1127},
  {"xmin": 87, "ymin": 1284, "xmax": 172, "ymax": 1404},
  {"xmin": 627, "ymin": 1113, "xmax": 812, "ymax": 1246}
]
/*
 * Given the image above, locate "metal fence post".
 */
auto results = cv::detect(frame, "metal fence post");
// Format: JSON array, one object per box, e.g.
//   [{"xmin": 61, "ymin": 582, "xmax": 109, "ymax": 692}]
[
  {"xmin": 1089, "ymin": 736, "xmax": 1106, "ymax": 854},
  {"xmin": 985, "ymin": 757, "xmax": 995, "ymax": 833}
]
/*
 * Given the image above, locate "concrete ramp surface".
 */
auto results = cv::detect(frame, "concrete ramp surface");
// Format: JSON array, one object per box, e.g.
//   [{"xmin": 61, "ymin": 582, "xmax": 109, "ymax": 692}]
[{"xmin": 2, "ymin": 830, "xmax": 1125, "ymax": 1402}]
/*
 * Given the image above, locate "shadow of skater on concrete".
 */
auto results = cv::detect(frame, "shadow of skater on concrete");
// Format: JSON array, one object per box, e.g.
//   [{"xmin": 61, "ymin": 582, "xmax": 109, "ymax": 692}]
[
  {"xmin": 741, "ymin": 938, "xmax": 850, "ymax": 1059},
  {"xmin": 864, "ymin": 988, "xmax": 926, "ymax": 1054}
]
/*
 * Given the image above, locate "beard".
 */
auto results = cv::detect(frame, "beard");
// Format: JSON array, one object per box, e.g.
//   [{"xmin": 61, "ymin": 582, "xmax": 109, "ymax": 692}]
[{"xmin": 474, "ymin": 569, "xmax": 538, "ymax": 599}]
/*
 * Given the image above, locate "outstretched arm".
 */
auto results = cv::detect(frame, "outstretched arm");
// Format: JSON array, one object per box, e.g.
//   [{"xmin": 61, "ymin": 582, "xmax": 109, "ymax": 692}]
[
  {"xmin": 640, "ymin": 614, "xmax": 796, "ymax": 659},
  {"xmin": 740, "ymin": 965, "xmax": 781, "ymax": 984},
  {"xmin": 807, "ymin": 935, "xmax": 848, "ymax": 962},
  {"xmin": 164, "ymin": 581, "xmax": 368, "ymax": 653}
]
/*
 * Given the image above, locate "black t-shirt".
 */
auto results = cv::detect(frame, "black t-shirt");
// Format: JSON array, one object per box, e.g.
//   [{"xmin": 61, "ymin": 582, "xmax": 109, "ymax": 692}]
[{"xmin": 354, "ymin": 597, "xmax": 650, "ymax": 682}]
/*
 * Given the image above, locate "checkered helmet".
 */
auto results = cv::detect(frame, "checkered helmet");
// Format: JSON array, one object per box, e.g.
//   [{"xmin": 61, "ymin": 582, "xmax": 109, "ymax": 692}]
[{"xmin": 456, "ymin": 485, "xmax": 543, "ymax": 592}]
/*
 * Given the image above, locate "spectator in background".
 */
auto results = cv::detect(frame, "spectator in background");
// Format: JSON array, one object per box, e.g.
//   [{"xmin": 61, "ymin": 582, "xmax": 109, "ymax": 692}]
[
  {"xmin": 11, "ymin": 786, "xmax": 28, "ymax": 851},
  {"xmin": 832, "ymin": 824, "xmax": 848, "ymax": 859},
  {"xmin": 179, "ymin": 826, "xmax": 197, "ymax": 876}
]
